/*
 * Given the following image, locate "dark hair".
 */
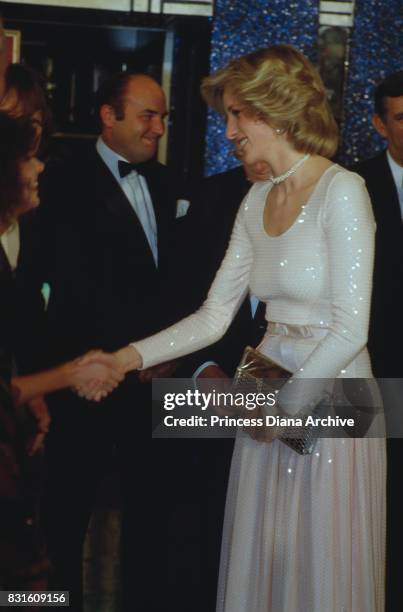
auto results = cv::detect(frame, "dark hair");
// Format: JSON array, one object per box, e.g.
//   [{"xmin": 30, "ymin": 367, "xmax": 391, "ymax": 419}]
[
  {"xmin": 4, "ymin": 63, "xmax": 52, "ymax": 137},
  {"xmin": 0, "ymin": 112, "xmax": 39, "ymax": 225},
  {"xmin": 94, "ymin": 72, "xmax": 135, "ymax": 129},
  {"xmin": 374, "ymin": 71, "xmax": 403, "ymax": 119}
]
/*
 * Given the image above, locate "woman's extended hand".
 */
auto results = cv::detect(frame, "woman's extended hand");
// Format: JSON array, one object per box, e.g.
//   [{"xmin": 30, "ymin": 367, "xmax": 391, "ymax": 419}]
[{"xmin": 72, "ymin": 345, "xmax": 143, "ymax": 401}]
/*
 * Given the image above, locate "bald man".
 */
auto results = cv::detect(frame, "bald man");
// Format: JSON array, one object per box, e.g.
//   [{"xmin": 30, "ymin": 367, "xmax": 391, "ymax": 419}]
[{"xmin": 37, "ymin": 72, "xmax": 178, "ymax": 611}]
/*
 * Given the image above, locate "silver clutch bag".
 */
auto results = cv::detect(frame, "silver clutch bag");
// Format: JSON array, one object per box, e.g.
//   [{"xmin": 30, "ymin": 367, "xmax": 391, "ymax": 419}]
[{"xmin": 234, "ymin": 346, "xmax": 323, "ymax": 455}]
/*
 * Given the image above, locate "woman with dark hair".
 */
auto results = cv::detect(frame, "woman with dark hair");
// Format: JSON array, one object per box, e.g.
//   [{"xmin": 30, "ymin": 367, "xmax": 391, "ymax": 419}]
[
  {"xmin": 0, "ymin": 113, "xmax": 43, "ymax": 225},
  {"xmin": 0, "ymin": 63, "xmax": 72, "ymax": 450},
  {"xmin": 0, "ymin": 112, "xmax": 122, "ymax": 591},
  {"xmin": 0, "ymin": 113, "xmax": 121, "ymax": 400},
  {"xmin": 90, "ymin": 45, "xmax": 385, "ymax": 610}
]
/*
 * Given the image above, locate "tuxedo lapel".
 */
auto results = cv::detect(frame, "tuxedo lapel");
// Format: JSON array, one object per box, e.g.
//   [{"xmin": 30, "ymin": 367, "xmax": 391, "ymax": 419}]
[
  {"xmin": 94, "ymin": 152, "xmax": 141, "ymax": 224},
  {"xmin": 139, "ymin": 162, "xmax": 173, "ymax": 245},
  {"xmin": 93, "ymin": 152, "xmax": 157, "ymax": 268},
  {"xmin": 135, "ymin": 161, "xmax": 176, "ymax": 267},
  {"xmin": 366, "ymin": 151, "xmax": 401, "ymax": 229}
]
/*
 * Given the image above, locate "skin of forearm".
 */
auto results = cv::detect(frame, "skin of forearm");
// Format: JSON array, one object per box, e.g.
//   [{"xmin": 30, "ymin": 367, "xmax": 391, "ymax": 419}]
[
  {"xmin": 115, "ymin": 346, "xmax": 142, "ymax": 373},
  {"xmin": 12, "ymin": 362, "xmax": 75, "ymax": 405}
]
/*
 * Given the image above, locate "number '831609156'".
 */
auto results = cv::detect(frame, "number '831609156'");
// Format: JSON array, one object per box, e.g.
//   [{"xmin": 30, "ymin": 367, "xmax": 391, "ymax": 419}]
[{"xmin": 1, "ymin": 591, "xmax": 68, "ymax": 606}]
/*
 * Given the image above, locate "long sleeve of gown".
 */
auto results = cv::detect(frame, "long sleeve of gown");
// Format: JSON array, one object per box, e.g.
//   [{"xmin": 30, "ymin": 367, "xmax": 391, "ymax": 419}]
[
  {"xmin": 133, "ymin": 203, "xmax": 253, "ymax": 368},
  {"xmin": 278, "ymin": 171, "xmax": 376, "ymax": 414},
  {"xmin": 296, "ymin": 172, "xmax": 374, "ymax": 376}
]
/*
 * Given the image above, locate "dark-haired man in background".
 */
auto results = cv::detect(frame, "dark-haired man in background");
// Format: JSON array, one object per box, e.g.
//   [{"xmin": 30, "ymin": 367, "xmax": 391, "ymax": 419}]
[
  {"xmin": 37, "ymin": 72, "xmax": 177, "ymax": 611},
  {"xmin": 353, "ymin": 70, "xmax": 403, "ymax": 378},
  {"xmin": 353, "ymin": 70, "xmax": 403, "ymax": 612}
]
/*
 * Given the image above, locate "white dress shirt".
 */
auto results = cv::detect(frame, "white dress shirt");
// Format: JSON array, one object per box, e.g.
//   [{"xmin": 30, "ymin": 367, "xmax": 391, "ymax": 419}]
[
  {"xmin": 96, "ymin": 137, "xmax": 158, "ymax": 266},
  {"xmin": 387, "ymin": 150, "xmax": 403, "ymax": 220}
]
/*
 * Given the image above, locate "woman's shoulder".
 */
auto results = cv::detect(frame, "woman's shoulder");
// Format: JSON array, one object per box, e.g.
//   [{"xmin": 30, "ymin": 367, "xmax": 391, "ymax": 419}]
[
  {"xmin": 315, "ymin": 164, "xmax": 369, "ymax": 207},
  {"xmin": 320, "ymin": 164, "xmax": 374, "ymax": 225},
  {"xmin": 323, "ymin": 164, "xmax": 367, "ymax": 191}
]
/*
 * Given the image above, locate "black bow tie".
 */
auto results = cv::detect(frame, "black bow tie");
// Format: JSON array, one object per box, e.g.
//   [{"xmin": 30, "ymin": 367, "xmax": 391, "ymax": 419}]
[
  {"xmin": 118, "ymin": 159, "xmax": 153, "ymax": 178},
  {"xmin": 118, "ymin": 160, "xmax": 139, "ymax": 178}
]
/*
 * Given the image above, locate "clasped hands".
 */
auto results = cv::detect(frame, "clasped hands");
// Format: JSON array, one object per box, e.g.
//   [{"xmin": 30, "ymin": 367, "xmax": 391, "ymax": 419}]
[
  {"xmin": 71, "ymin": 350, "xmax": 124, "ymax": 402},
  {"xmin": 71, "ymin": 348, "xmax": 177, "ymax": 401}
]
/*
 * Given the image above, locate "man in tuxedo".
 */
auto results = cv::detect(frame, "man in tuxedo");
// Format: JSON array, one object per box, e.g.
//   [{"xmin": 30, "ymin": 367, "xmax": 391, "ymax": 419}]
[
  {"xmin": 353, "ymin": 70, "xmax": 403, "ymax": 612},
  {"xmin": 353, "ymin": 70, "xmax": 403, "ymax": 378},
  {"xmin": 36, "ymin": 73, "xmax": 177, "ymax": 611}
]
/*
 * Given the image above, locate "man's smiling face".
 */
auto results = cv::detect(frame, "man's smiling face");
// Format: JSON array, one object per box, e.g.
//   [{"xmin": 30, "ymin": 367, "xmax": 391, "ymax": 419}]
[{"xmin": 103, "ymin": 75, "xmax": 167, "ymax": 164}]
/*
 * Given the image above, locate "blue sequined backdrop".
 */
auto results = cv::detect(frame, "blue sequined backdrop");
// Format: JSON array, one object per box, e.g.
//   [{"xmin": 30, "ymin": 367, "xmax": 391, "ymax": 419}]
[
  {"xmin": 205, "ymin": 0, "xmax": 403, "ymax": 174},
  {"xmin": 205, "ymin": 0, "xmax": 319, "ymax": 175},
  {"xmin": 340, "ymin": 0, "xmax": 403, "ymax": 164}
]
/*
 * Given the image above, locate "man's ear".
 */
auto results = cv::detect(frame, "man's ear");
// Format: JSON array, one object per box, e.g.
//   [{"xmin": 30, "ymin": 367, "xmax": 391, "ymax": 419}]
[
  {"xmin": 100, "ymin": 104, "xmax": 116, "ymax": 129},
  {"xmin": 372, "ymin": 114, "xmax": 387, "ymax": 139}
]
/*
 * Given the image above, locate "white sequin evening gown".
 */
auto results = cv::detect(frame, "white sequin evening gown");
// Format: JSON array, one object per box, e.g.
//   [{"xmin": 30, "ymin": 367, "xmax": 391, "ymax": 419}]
[{"xmin": 135, "ymin": 165, "xmax": 385, "ymax": 612}]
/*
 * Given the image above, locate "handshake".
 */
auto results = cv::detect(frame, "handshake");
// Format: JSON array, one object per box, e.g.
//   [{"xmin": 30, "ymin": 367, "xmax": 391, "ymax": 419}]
[
  {"xmin": 71, "ymin": 350, "xmax": 124, "ymax": 402},
  {"xmin": 70, "ymin": 348, "xmax": 177, "ymax": 401}
]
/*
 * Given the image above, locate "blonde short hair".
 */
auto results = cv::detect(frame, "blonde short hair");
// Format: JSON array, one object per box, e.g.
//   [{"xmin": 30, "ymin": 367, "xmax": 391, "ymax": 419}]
[{"xmin": 201, "ymin": 44, "xmax": 338, "ymax": 158}]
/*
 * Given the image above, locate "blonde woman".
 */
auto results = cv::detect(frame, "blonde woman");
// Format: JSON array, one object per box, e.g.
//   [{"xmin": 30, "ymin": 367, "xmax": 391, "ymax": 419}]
[{"xmin": 85, "ymin": 45, "xmax": 385, "ymax": 611}]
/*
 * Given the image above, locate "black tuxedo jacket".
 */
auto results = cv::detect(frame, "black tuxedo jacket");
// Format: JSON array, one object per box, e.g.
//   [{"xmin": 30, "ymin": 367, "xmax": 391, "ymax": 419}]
[
  {"xmin": 353, "ymin": 150, "xmax": 403, "ymax": 376},
  {"xmin": 27, "ymin": 147, "xmax": 177, "ymax": 416},
  {"xmin": 12, "ymin": 212, "xmax": 47, "ymax": 376},
  {"xmin": 175, "ymin": 165, "xmax": 263, "ymax": 377},
  {"xmin": 0, "ymin": 213, "xmax": 46, "ymax": 381}
]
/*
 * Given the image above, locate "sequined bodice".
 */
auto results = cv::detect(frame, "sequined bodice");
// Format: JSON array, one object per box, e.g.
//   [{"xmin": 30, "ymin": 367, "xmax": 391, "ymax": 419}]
[{"xmin": 247, "ymin": 165, "xmax": 370, "ymax": 328}]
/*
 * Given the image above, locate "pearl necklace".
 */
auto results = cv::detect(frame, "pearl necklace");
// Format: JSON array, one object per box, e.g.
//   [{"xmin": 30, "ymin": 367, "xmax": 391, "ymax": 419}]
[{"xmin": 269, "ymin": 154, "xmax": 310, "ymax": 185}]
